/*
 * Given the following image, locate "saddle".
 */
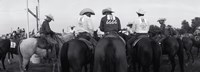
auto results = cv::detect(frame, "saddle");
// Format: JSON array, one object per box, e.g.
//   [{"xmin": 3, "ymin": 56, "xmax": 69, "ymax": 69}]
[
  {"xmin": 132, "ymin": 35, "xmax": 149, "ymax": 47},
  {"xmin": 78, "ymin": 38, "xmax": 94, "ymax": 50},
  {"xmin": 36, "ymin": 36, "xmax": 58, "ymax": 50},
  {"xmin": 77, "ymin": 32, "xmax": 97, "ymax": 50},
  {"xmin": 104, "ymin": 32, "xmax": 126, "ymax": 44}
]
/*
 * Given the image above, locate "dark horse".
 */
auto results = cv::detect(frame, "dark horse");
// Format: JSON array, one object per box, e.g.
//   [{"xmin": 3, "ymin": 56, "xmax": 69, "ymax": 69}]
[
  {"xmin": 93, "ymin": 33, "xmax": 128, "ymax": 72},
  {"xmin": 192, "ymin": 36, "xmax": 200, "ymax": 57},
  {"xmin": 182, "ymin": 37, "xmax": 194, "ymax": 63},
  {"xmin": 0, "ymin": 39, "xmax": 10, "ymax": 70},
  {"xmin": 161, "ymin": 36, "xmax": 184, "ymax": 72},
  {"xmin": 60, "ymin": 32, "xmax": 97, "ymax": 72},
  {"xmin": 128, "ymin": 36, "xmax": 161, "ymax": 72}
]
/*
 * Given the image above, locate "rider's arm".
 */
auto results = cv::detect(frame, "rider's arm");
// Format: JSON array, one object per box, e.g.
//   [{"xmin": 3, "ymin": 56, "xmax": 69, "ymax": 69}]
[
  {"xmin": 116, "ymin": 17, "xmax": 121, "ymax": 32},
  {"xmin": 99, "ymin": 17, "xmax": 105, "ymax": 32}
]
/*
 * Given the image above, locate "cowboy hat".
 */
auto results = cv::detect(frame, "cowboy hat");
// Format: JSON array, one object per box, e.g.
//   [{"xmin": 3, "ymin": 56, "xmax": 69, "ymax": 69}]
[
  {"xmin": 157, "ymin": 18, "xmax": 166, "ymax": 22},
  {"xmin": 80, "ymin": 8, "xmax": 95, "ymax": 15},
  {"xmin": 102, "ymin": 7, "xmax": 114, "ymax": 15},
  {"xmin": 136, "ymin": 9, "xmax": 146, "ymax": 15},
  {"xmin": 45, "ymin": 14, "xmax": 54, "ymax": 21}
]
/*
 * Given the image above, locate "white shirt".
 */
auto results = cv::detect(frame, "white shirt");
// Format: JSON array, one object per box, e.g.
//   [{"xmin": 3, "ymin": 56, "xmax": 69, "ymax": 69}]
[
  {"xmin": 75, "ymin": 15, "xmax": 94, "ymax": 35},
  {"xmin": 131, "ymin": 16, "xmax": 150, "ymax": 33}
]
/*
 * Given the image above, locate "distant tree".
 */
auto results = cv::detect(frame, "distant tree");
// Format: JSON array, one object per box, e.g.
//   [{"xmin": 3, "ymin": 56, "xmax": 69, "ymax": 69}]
[
  {"xmin": 191, "ymin": 17, "xmax": 200, "ymax": 32},
  {"xmin": 181, "ymin": 20, "xmax": 191, "ymax": 33}
]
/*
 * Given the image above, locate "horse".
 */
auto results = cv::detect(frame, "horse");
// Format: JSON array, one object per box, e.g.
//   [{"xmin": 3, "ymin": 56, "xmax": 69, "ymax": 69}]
[
  {"xmin": 60, "ymin": 31, "xmax": 99, "ymax": 72},
  {"xmin": 161, "ymin": 36, "xmax": 184, "ymax": 72},
  {"xmin": 18, "ymin": 33, "xmax": 73, "ymax": 72},
  {"xmin": 7, "ymin": 32, "xmax": 23, "ymax": 64},
  {"xmin": 93, "ymin": 33, "xmax": 128, "ymax": 72},
  {"xmin": 182, "ymin": 36, "xmax": 194, "ymax": 64},
  {"xmin": 0, "ymin": 39, "xmax": 10, "ymax": 70},
  {"xmin": 192, "ymin": 35, "xmax": 200, "ymax": 57},
  {"xmin": 127, "ymin": 35, "xmax": 161, "ymax": 72}
]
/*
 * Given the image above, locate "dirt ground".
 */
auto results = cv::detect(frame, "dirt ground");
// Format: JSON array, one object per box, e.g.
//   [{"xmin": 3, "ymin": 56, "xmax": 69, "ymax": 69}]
[{"xmin": 0, "ymin": 47, "xmax": 200, "ymax": 72}]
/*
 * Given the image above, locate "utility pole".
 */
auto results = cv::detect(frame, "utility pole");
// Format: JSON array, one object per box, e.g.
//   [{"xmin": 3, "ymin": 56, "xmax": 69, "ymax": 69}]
[
  {"xmin": 37, "ymin": 0, "xmax": 40, "ymax": 32},
  {"xmin": 36, "ymin": 6, "xmax": 39, "ymax": 31},
  {"xmin": 26, "ymin": 0, "xmax": 30, "ymax": 38}
]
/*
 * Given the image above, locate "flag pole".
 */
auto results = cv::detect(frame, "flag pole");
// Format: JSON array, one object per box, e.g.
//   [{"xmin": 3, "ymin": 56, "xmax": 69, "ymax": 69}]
[{"xmin": 26, "ymin": 0, "xmax": 30, "ymax": 38}]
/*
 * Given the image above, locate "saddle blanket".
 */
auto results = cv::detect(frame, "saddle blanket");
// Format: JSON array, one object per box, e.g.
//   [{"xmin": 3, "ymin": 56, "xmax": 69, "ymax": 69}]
[{"xmin": 10, "ymin": 41, "xmax": 16, "ymax": 48}]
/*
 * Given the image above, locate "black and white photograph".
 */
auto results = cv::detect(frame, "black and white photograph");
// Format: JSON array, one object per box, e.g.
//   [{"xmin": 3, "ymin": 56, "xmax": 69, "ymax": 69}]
[{"xmin": 0, "ymin": 0, "xmax": 200, "ymax": 72}]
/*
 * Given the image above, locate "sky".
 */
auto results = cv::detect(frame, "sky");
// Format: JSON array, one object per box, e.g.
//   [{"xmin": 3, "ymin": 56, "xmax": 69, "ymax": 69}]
[{"xmin": 0, "ymin": 0, "xmax": 200, "ymax": 35}]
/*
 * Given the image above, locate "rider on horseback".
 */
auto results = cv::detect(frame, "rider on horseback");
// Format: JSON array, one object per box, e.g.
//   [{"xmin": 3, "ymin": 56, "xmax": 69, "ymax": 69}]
[
  {"xmin": 40, "ymin": 14, "xmax": 57, "ymax": 45},
  {"xmin": 127, "ymin": 9, "xmax": 150, "ymax": 48},
  {"xmin": 75, "ymin": 8, "xmax": 97, "ymax": 49},
  {"xmin": 157, "ymin": 18, "xmax": 167, "ymax": 44},
  {"xmin": 99, "ymin": 7, "xmax": 121, "ymax": 37}
]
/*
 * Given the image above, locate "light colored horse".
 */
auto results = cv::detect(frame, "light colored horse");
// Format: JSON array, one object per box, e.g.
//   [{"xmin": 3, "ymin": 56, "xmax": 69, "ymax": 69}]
[{"xmin": 18, "ymin": 33, "xmax": 74, "ymax": 72}]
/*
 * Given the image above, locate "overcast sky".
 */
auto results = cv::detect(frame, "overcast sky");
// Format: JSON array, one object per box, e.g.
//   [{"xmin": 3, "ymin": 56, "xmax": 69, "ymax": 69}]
[{"xmin": 0, "ymin": 0, "xmax": 200, "ymax": 35}]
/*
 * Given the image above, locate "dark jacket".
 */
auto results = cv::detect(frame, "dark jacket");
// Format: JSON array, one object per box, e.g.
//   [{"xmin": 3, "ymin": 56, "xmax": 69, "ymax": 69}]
[
  {"xmin": 160, "ymin": 24, "xmax": 166, "ymax": 34},
  {"xmin": 40, "ymin": 20, "xmax": 54, "ymax": 35},
  {"xmin": 99, "ymin": 15, "xmax": 121, "ymax": 33}
]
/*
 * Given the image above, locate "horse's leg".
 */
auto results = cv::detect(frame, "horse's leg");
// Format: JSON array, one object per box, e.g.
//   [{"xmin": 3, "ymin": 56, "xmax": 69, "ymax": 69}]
[
  {"xmin": 8, "ymin": 52, "xmax": 11, "ymax": 64},
  {"xmin": 93, "ymin": 55, "xmax": 101, "ymax": 72},
  {"xmin": 168, "ymin": 55, "xmax": 176, "ymax": 72},
  {"xmin": 90, "ymin": 57, "xmax": 94, "ymax": 72},
  {"xmin": 25, "ymin": 60, "xmax": 30, "ymax": 70},
  {"xmin": 22, "ymin": 58, "xmax": 30, "ymax": 71},
  {"xmin": 142, "ymin": 65, "xmax": 150, "ymax": 72},
  {"xmin": 11, "ymin": 52, "xmax": 14, "ymax": 59},
  {"xmin": 189, "ymin": 48, "xmax": 194, "ymax": 63},
  {"xmin": 1, "ymin": 55, "xmax": 6, "ymax": 70},
  {"xmin": 84, "ymin": 64, "xmax": 88, "ymax": 72},
  {"xmin": 177, "ymin": 48, "xmax": 185, "ymax": 72},
  {"xmin": 197, "ymin": 48, "xmax": 200, "ymax": 57},
  {"xmin": 117, "ymin": 52, "xmax": 128, "ymax": 72}
]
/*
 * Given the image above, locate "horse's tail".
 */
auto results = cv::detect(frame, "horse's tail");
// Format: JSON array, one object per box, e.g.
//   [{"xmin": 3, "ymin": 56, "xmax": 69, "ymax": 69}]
[
  {"xmin": 104, "ymin": 39, "xmax": 116, "ymax": 72},
  {"xmin": 151, "ymin": 40, "xmax": 161, "ymax": 72},
  {"xmin": 177, "ymin": 37, "xmax": 185, "ymax": 72},
  {"xmin": 17, "ymin": 40, "xmax": 23, "ymax": 69},
  {"xmin": 60, "ymin": 42, "xmax": 70, "ymax": 72}
]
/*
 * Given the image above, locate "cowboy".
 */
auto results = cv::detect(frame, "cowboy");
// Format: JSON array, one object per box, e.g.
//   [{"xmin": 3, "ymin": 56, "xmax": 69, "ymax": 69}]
[
  {"xmin": 40, "ymin": 14, "xmax": 57, "ymax": 46},
  {"xmin": 99, "ymin": 7, "xmax": 121, "ymax": 35},
  {"xmin": 69, "ymin": 26, "xmax": 75, "ymax": 34},
  {"xmin": 75, "ymin": 8, "xmax": 97, "ymax": 49},
  {"xmin": 158, "ymin": 18, "xmax": 166, "ymax": 34},
  {"xmin": 157, "ymin": 18, "xmax": 167, "ymax": 44},
  {"xmin": 127, "ymin": 22, "xmax": 134, "ymax": 35},
  {"xmin": 127, "ymin": 9, "xmax": 150, "ymax": 48}
]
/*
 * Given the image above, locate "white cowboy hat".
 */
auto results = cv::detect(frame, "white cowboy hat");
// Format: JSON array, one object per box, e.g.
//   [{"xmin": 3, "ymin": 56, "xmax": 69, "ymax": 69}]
[
  {"xmin": 157, "ymin": 18, "xmax": 166, "ymax": 22},
  {"xmin": 136, "ymin": 9, "xmax": 146, "ymax": 15},
  {"xmin": 45, "ymin": 14, "xmax": 54, "ymax": 21},
  {"xmin": 80, "ymin": 8, "xmax": 95, "ymax": 15},
  {"xmin": 102, "ymin": 7, "xmax": 114, "ymax": 15}
]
